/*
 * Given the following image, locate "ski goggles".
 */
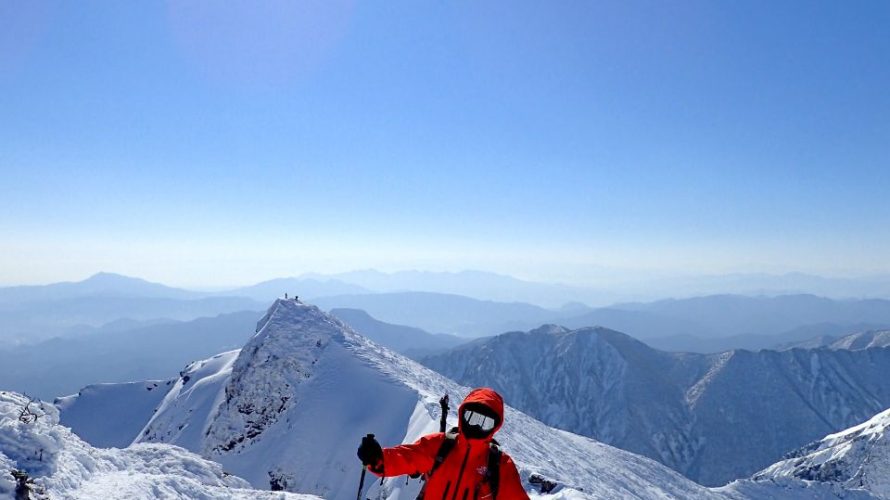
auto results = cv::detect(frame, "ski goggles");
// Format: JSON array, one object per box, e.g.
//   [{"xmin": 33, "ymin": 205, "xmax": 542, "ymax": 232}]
[{"xmin": 462, "ymin": 409, "xmax": 497, "ymax": 432}]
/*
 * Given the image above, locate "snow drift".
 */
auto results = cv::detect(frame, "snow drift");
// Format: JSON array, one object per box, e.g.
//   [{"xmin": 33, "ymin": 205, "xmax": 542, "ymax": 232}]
[{"xmin": 0, "ymin": 390, "xmax": 319, "ymax": 499}]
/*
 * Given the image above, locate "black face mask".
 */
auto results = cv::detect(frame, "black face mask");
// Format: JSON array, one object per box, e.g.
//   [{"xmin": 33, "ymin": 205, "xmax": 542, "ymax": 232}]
[{"xmin": 460, "ymin": 405, "xmax": 499, "ymax": 439}]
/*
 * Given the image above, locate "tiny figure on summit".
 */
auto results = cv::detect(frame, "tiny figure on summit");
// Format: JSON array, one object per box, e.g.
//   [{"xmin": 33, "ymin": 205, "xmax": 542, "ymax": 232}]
[{"xmin": 357, "ymin": 387, "xmax": 529, "ymax": 499}]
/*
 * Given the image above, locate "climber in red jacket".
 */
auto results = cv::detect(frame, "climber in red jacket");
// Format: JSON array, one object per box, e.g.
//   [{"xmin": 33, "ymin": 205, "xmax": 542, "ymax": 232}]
[{"xmin": 357, "ymin": 387, "xmax": 529, "ymax": 499}]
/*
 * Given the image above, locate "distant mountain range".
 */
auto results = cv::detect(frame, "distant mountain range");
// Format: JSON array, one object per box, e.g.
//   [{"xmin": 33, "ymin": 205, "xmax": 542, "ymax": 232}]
[
  {"xmin": 0, "ymin": 272, "xmax": 201, "ymax": 303},
  {"xmin": 0, "ymin": 273, "xmax": 264, "ymax": 343},
  {"xmin": 329, "ymin": 308, "xmax": 464, "ymax": 357},
  {"xmin": 422, "ymin": 324, "xmax": 890, "ymax": 486},
  {"xmin": 12, "ymin": 268, "xmax": 890, "ymax": 310},
  {"xmin": 220, "ymin": 277, "xmax": 369, "ymax": 302},
  {"xmin": 312, "ymin": 291, "xmax": 557, "ymax": 336},
  {"xmin": 301, "ymin": 269, "xmax": 622, "ymax": 307},
  {"xmin": 0, "ymin": 311, "xmax": 263, "ymax": 399},
  {"xmin": 0, "ymin": 273, "xmax": 371, "ymax": 344},
  {"xmin": 314, "ymin": 291, "xmax": 890, "ymax": 344},
  {"xmin": 5, "ymin": 271, "xmax": 890, "ymax": 352},
  {"xmin": 644, "ymin": 322, "xmax": 890, "ymax": 353},
  {"xmin": 614, "ymin": 294, "xmax": 890, "ymax": 337},
  {"xmin": 301, "ymin": 269, "xmax": 890, "ymax": 306}
]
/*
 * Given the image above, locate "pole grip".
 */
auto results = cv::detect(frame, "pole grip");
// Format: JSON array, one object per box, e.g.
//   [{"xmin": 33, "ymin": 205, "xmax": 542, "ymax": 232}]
[{"xmin": 439, "ymin": 394, "xmax": 449, "ymax": 433}]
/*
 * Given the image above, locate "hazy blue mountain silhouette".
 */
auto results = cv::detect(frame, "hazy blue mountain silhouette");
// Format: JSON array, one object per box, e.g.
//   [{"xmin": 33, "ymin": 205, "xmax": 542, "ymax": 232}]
[
  {"xmin": 223, "ymin": 277, "xmax": 369, "ymax": 302},
  {"xmin": 611, "ymin": 294, "xmax": 890, "ymax": 337},
  {"xmin": 0, "ymin": 310, "xmax": 263, "ymax": 399},
  {"xmin": 312, "ymin": 291, "xmax": 557, "ymax": 336},
  {"xmin": 330, "ymin": 307, "xmax": 465, "ymax": 357},
  {"xmin": 0, "ymin": 272, "xmax": 200, "ymax": 303}
]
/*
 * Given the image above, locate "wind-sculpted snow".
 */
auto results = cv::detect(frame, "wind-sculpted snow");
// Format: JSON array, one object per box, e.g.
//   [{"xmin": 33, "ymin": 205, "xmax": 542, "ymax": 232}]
[
  {"xmin": 423, "ymin": 325, "xmax": 890, "ymax": 486},
  {"xmin": 138, "ymin": 349, "xmax": 241, "ymax": 451},
  {"xmin": 0, "ymin": 390, "xmax": 320, "ymax": 499}
]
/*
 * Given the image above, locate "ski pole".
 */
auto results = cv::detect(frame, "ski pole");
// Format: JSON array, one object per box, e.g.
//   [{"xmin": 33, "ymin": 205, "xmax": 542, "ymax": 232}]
[
  {"xmin": 357, "ymin": 432, "xmax": 375, "ymax": 500},
  {"xmin": 439, "ymin": 394, "xmax": 449, "ymax": 433},
  {"xmin": 357, "ymin": 466, "xmax": 367, "ymax": 500}
]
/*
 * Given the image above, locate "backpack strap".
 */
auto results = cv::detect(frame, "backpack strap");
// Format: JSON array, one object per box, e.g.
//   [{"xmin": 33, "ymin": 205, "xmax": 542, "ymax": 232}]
[
  {"xmin": 419, "ymin": 430, "xmax": 503, "ymax": 500},
  {"xmin": 429, "ymin": 427, "xmax": 460, "ymax": 477},
  {"xmin": 487, "ymin": 442, "xmax": 501, "ymax": 499},
  {"xmin": 416, "ymin": 428, "xmax": 460, "ymax": 500}
]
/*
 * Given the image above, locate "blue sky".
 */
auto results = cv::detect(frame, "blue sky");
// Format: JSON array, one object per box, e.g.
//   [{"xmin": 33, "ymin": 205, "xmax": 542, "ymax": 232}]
[{"xmin": 1, "ymin": 1, "xmax": 888, "ymax": 286}]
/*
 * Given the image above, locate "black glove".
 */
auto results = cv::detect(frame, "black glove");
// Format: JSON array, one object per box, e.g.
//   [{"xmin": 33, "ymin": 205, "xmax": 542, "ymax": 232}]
[{"xmin": 357, "ymin": 433, "xmax": 383, "ymax": 467}]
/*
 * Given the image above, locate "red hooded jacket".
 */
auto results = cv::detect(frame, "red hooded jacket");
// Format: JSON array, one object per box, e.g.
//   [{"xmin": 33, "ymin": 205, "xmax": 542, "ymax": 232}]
[{"xmin": 370, "ymin": 388, "xmax": 529, "ymax": 500}]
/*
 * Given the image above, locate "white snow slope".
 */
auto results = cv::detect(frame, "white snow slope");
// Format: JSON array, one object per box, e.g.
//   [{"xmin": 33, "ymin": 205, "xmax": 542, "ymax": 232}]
[
  {"xmin": 129, "ymin": 299, "xmax": 721, "ymax": 499},
  {"xmin": 55, "ymin": 379, "xmax": 174, "ymax": 448},
  {"xmin": 0, "ymin": 390, "xmax": 320, "ymax": 500}
]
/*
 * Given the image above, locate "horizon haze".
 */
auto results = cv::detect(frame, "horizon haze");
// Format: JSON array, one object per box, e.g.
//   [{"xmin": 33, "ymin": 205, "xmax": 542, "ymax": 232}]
[{"xmin": 2, "ymin": 1, "xmax": 889, "ymax": 287}]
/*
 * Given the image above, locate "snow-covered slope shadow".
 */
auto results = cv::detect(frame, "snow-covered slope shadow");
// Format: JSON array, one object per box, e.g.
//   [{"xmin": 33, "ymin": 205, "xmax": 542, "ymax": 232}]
[
  {"xmin": 0, "ymin": 390, "xmax": 320, "ymax": 499},
  {"xmin": 55, "ymin": 379, "xmax": 174, "ymax": 448},
  {"xmin": 123, "ymin": 299, "xmax": 720, "ymax": 499}
]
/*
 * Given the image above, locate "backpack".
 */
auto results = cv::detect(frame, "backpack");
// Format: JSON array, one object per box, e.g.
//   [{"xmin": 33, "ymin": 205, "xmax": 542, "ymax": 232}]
[{"xmin": 416, "ymin": 427, "xmax": 501, "ymax": 500}]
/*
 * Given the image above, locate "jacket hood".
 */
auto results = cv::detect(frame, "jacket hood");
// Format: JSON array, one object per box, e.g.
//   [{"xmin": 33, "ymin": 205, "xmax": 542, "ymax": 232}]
[{"xmin": 458, "ymin": 387, "xmax": 505, "ymax": 439}]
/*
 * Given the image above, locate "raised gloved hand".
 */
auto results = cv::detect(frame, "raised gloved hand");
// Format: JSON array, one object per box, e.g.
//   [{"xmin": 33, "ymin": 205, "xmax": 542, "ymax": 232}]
[{"xmin": 357, "ymin": 433, "xmax": 383, "ymax": 467}]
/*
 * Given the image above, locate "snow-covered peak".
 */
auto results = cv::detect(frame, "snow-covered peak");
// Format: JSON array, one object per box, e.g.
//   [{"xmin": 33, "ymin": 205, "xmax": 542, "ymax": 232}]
[
  {"xmin": 207, "ymin": 299, "xmax": 347, "ymax": 454},
  {"xmin": 251, "ymin": 298, "xmax": 345, "ymax": 340}
]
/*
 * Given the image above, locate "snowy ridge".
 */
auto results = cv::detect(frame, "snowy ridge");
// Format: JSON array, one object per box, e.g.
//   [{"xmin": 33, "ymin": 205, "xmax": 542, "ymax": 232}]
[
  {"xmin": 0, "ymin": 390, "xmax": 319, "ymax": 499},
  {"xmin": 751, "ymin": 406, "xmax": 890, "ymax": 496},
  {"xmin": 717, "ymin": 407, "xmax": 890, "ymax": 499},
  {"xmin": 205, "ymin": 302, "xmax": 342, "ymax": 454},
  {"xmin": 133, "ymin": 299, "xmax": 722, "ymax": 499},
  {"xmin": 829, "ymin": 331, "xmax": 890, "ymax": 351},
  {"xmin": 137, "ymin": 350, "xmax": 240, "ymax": 451},
  {"xmin": 423, "ymin": 325, "xmax": 890, "ymax": 486}
]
